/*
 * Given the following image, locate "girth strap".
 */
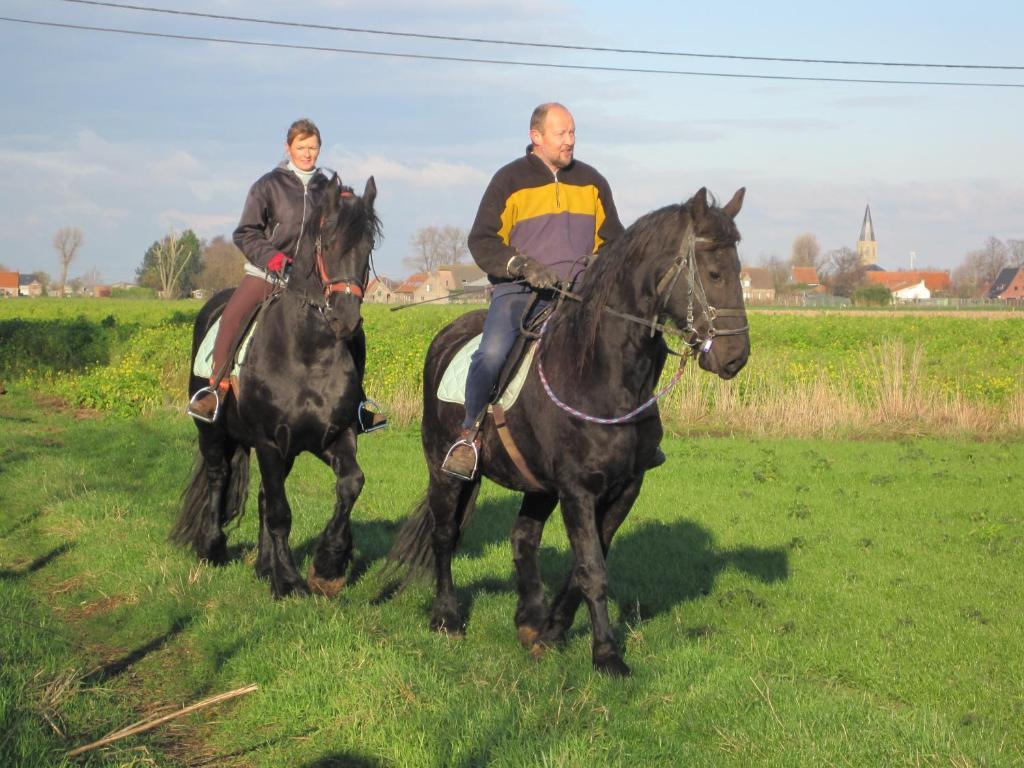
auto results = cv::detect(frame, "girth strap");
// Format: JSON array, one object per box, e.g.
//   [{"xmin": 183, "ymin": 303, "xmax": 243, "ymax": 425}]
[{"xmin": 489, "ymin": 404, "xmax": 545, "ymax": 492}]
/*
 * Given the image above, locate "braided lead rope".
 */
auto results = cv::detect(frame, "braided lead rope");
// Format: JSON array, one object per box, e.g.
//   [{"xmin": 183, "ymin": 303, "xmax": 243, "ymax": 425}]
[{"xmin": 534, "ymin": 318, "xmax": 691, "ymax": 425}]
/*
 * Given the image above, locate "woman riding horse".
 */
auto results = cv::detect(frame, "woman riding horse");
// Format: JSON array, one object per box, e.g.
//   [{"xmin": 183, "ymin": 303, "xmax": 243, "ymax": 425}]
[{"xmin": 187, "ymin": 117, "xmax": 385, "ymax": 433}]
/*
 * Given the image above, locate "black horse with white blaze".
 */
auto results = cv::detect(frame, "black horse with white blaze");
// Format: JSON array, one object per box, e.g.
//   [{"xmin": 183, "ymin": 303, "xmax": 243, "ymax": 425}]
[
  {"xmin": 172, "ymin": 177, "xmax": 381, "ymax": 599},
  {"xmin": 388, "ymin": 187, "xmax": 749, "ymax": 676}
]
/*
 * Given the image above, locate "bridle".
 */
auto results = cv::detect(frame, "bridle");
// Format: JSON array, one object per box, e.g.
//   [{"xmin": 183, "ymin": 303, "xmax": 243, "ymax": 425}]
[
  {"xmin": 553, "ymin": 223, "xmax": 749, "ymax": 355},
  {"xmin": 535, "ymin": 222, "xmax": 749, "ymax": 424},
  {"xmin": 311, "ymin": 204, "xmax": 369, "ymax": 307}
]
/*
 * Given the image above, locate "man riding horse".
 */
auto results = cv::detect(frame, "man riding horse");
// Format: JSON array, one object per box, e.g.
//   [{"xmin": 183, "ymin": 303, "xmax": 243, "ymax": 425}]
[{"xmin": 442, "ymin": 102, "xmax": 664, "ymax": 479}]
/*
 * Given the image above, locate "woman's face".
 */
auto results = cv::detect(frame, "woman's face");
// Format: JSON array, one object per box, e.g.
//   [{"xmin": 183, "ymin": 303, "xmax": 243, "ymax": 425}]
[{"xmin": 286, "ymin": 133, "xmax": 321, "ymax": 171}]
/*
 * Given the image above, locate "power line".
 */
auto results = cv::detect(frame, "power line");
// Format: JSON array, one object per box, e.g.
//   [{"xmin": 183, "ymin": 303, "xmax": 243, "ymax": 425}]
[
  {"xmin": 61, "ymin": 0, "xmax": 1024, "ymax": 72},
  {"xmin": 3, "ymin": 16, "xmax": 1023, "ymax": 89}
]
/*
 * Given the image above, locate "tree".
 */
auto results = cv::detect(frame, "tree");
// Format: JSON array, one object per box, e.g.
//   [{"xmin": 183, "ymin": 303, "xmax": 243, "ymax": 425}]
[
  {"xmin": 136, "ymin": 229, "xmax": 202, "ymax": 298},
  {"xmin": 199, "ymin": 236, "xmax": 245, "ymax": 292},
  {"xmin": 53, "ymin": 226, "xmax": 83, "ymax": 297},
  {"xmin": 403, "ymin": 226, "xmax": 469, "ymax": 273},
  {"xmin": 757, "ymin": 252, "xmax": 791, "ymax": 293},
  {"xmin": 951, "ymin": 236, "xmax": 1009, "ymax": 297},
  {"xmin": 852, "ymin": 283, "xmax": 891, "ymax": 307},
  {"xmin": 30, "ymin": 271, "xmax": 51, "ymax": 295},
  {"xmin": 1007, "ymin": 239, "xmax": 1024, "ymax": 267},
  {"xmin": 822, "ymin": 246, "xmax": 865, "ymax": 298},
  {"xmin": 790, "ymin": 233, "xmax": 823, "ymax": 271}
]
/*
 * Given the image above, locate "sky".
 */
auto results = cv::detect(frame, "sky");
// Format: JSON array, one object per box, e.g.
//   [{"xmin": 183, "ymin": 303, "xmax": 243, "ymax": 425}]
[{"xmin": 1, "ymin": 0, "xmax": 1022, "ymax": 284}]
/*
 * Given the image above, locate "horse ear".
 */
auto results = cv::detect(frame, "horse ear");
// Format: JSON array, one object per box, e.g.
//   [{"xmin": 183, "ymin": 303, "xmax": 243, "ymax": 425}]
[
  {"xmin": 363, "ymin": 176, "xmax": 377, "ymax": 208},
  {"xmin": 723, "ymin": 187, "xmax": 746, "ymax": 219},
  {"xmin": 690, "ymin": 187, "xmax": 709, "ymax": 219}
]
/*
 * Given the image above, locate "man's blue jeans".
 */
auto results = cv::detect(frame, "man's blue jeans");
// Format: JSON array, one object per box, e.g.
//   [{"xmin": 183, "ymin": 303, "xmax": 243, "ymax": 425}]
[{"xmin": 462, "ymin": 282, "xmax": 547, "ymax": 429}]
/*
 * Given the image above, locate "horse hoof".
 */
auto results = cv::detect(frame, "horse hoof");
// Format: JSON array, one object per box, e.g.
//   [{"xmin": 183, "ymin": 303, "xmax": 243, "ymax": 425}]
[
  {"xmin": 517, "ymin": 626, "xmax": 540, "ymax": 648},
  {"xmin": 430, "ymin": 617, "xmax": 464, "ymax": 637},
  {"xmin": 593, "ymin": 655, "xmax": 631, "ymax": 677},
  {"xmin": 308, "ymin": 563, "xmax": 346, "ymax": 598},
  {"xmin": 271, "ymin": 578, "xmax": 311, "ymax": 599},
  {"xmin": 529, "ymin": 640, "xmax": 553, "ymax": 660}
]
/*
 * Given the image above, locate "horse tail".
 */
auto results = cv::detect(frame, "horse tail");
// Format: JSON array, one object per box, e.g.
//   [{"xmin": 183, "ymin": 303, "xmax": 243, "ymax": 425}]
[
  {"xmin": 385, "ymin": 494, "xmax": 435, "ymax": 580},
  {"xmin": 170, "ymin": 444, "xmax": 250, "ymax": 549}
]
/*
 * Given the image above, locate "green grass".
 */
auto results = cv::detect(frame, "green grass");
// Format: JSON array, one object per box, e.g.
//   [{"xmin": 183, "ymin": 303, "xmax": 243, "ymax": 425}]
[{"xmin": 1, "ymin": 385, "xmax": 1021, "ymax": 766}]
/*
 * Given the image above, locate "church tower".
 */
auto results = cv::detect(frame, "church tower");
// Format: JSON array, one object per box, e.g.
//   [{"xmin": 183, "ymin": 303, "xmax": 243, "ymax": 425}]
[{"xmin": 857, "ymin": 205, "xmax": 878, "ymax": 267}]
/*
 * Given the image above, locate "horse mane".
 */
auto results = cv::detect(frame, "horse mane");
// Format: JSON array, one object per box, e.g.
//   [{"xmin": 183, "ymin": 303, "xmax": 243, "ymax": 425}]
[{"xmin": 548, "ymin": 194, "xmax": 740, "ymax": 368}]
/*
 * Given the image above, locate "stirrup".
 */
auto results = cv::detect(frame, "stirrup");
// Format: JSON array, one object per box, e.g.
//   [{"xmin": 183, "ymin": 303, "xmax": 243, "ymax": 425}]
[
  {"xmin": 357, "ymin": 399, "xmax": 388, "ymax": 433},
  {"xmin": 186, "ymin": 385, "xmax": 221, "ymax": 424},
  {"xmin": 441, "ymin": 439, "xmax": 479, "ymax": 482}
]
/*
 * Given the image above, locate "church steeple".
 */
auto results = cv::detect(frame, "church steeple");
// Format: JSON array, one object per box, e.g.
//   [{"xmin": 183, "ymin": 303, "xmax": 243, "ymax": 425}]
[{"xmin": 857, "ymin": 205, "xmax": 878, "ymax": 266}]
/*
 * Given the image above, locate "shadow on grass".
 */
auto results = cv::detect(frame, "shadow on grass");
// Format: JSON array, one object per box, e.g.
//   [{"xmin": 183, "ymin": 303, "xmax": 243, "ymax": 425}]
[
  {"xmin": 300, "ymin": 753, "xmax": 383, "ymax": 768},
  {"xmin": 0, "ymin": 541, "xmax": 74, "ymax": 579},
  {"xmin": 81, "ymin": 614, "xmax": 194, "ymax": 685}
]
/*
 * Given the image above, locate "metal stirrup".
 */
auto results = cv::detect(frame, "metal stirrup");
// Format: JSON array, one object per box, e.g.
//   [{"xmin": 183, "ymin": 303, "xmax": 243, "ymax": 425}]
[
  {"xmin": 186, "ymin": 385, "xmax": 221, "ymax": 424},
  {"xmin": 441, "ymin": 438, "xmax": 479, "ymax": 482}
]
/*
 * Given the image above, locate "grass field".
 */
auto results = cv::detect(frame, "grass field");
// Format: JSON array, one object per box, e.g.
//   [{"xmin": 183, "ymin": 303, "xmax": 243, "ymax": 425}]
[
  {"xmin": 1, "ymin": 298, "xmax": 1022, "ymax": 438},
  {"xmin": 2, "ymin": 383, "xmax": 1022, "ymax": 767}
]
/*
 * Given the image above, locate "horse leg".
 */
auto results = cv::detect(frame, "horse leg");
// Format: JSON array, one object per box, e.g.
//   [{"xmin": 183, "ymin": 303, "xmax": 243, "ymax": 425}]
[
  {"xmin": 173, "ymin": 427, "xmax": 234, "ymax": 564},
  {"xmin": 253, "ymin": 445, "xmax": 308, "ymax": 598},
  {"xmin": 511, "ymin": 492, "xmax": 558, "ymax": 647},
  {"xmin": 254, "ymin": 483, "xmax": 273, "ymax": 580},
  {"xmin": 308, "ymin": 429, "xmax": 363, "ymax": 597},
  {"xmin": 429, "ymin": 474, "xmax": 481, "ymax": 634},
  {"xmin": 539, "ymin": 479, "xmax": 645, "ymax": 676}
]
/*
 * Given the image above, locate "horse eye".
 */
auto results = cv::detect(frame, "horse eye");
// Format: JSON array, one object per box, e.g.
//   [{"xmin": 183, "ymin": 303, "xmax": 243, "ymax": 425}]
[{"xmin": 709, "ymin": 270, "xmax": 722, "ymax": 281}]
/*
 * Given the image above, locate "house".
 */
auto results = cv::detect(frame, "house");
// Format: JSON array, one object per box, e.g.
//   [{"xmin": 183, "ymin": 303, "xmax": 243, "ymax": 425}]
[
  {"xmin": 790, "ymin": 266, "xmax": 820, "ymax": 287},
  {"xmin": 365, "ymin": 277, "xmax": 400, "ymax": 304},
  {"xmin": 888, "ymin": 279, "xmax": 930, "ymax": 302},
  {"xmin": 739, "ymin": 267, "xmax": 775, "ymax": 303},
  {"xmin": 0, "ymin": 271, "xmax": 18, "ymax": 297},
  {"xmin": 18, "ymin": 275, "xmax": 43, "ymax": 297},
  {"xmin": 393, "ymin": 272, "xmax": 428, "ymax": 304},
  {"xmin": 986, "ymin": 266, "xmax": 1024, "ymax": 302},
  {"xmin": 866, "ymin": 270, "xmax": 952, "ymax": 295}
]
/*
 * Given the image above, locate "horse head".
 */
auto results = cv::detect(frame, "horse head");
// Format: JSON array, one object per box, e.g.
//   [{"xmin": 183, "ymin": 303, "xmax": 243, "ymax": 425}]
[
  {"xmin": 659, "ymin": 187, "xmax": 749, "ymax": 380},
  {"xmin": 305, "ymin": 175, "xmax": 381, "ymax": 340}
]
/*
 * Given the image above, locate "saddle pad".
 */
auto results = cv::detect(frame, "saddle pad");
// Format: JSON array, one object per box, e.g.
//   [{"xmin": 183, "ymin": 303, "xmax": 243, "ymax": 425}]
[
  {"xmin": 437, "ymin": 334, "xmax": 537, "ymax": 410},
  {"xmin": 192, "ymin": 318, "xmax": 258, "ymax": 379}
]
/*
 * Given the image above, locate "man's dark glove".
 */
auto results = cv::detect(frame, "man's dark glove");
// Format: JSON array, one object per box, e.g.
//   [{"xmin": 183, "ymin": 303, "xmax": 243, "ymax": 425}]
[{"xmin": 507, "ymin": 253, "xmax": 559, "ymax": 290}]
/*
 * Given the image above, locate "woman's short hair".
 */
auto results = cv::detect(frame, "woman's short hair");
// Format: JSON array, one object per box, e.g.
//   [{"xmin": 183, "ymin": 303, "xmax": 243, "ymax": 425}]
[{"xmin": 286, "ymin": 118, "xmax": 321, "ymax": 146}]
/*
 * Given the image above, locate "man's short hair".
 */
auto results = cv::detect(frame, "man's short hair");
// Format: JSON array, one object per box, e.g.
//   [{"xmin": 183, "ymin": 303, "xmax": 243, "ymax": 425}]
[{"xmin": 530, "ymin": 103, "xmax": 569, "ymax": 133}]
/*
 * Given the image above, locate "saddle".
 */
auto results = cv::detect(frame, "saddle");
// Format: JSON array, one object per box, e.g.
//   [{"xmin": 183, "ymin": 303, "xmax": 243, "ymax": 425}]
[{"xmin": 192, "ymin": 297, "xmax": 273, "ymax": 403}]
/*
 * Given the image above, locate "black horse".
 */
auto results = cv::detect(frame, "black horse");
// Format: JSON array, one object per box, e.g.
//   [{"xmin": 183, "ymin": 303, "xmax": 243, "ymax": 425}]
[
  {"xmin": 172, "ymin": 176, "xmax": 381, "ymax": 599},
  {"xmin": 388, "ymin": 187, "xmax": 749, "ymax": 675}
]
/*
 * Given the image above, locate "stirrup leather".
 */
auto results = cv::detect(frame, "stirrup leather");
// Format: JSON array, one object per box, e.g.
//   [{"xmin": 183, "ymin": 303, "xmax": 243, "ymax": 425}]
[
  {"xmin": 441, "ymin": 438, "xmax": 479, "ymax": 481},
  {"xmin": 186, "ymin": 385, "xmax": 221, "ymax": 424}
]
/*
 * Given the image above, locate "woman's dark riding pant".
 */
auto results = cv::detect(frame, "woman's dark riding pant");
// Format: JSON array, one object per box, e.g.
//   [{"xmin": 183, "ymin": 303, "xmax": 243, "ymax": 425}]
[{"xmin": 211, "ymin": 275, "xmax": 276, "ymax": 382}]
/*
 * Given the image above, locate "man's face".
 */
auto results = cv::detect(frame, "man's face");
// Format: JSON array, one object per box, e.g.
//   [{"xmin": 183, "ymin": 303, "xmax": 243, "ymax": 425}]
[
  {"xmin": 286, "ymin": 133, "xmax": 321, "ymax": 171},
  {"xmin": 530, "ymin": 107, "xmax": 575, "ymax": 173}
]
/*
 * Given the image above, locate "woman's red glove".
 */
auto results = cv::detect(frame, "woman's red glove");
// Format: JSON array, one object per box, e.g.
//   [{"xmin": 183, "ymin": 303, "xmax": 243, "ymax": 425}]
[{"xmin": 267, "ymin": 252, "xmax": 291, "ymax": 273}]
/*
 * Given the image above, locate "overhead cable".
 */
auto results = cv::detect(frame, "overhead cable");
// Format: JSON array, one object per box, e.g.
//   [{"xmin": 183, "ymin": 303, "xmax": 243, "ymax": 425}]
[
  {"xmin": 3, "ymin": 16, "xmax": 1022, "ymax": 88},
  {"xmin": 61, "ymin": 0, "xmax": 1024, "ymax": 71}
]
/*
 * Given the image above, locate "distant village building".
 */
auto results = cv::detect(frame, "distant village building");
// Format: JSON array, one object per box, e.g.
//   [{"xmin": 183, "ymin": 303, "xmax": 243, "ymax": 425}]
[
  {"xmin": 365, "ymin": 277, "xmax": 399, "ymax": 304},
  {"xmin": 19, "ymin": 276, "xmax": 43, "ymax": 297},
  {"xmin": 0, "ymin": 271, "xmax": 20, "ymax": 297},
  {"xmin": 739, "ymin": 266, "xmax": 775, "ymax": 303},
  {"xmin": 857, "ymin": 205, "xmax": 878, "ymax": 267},
  {"xmin": 987, "ymin": 266, "xmax": 1024, "ymax": 302},
  {"xmin": 866, "ymin": 270, "xmax": 951, "ymax": 296},
  {"xmin": 394, "ymin": 273, "xmax": 428, "ymax": 304}
]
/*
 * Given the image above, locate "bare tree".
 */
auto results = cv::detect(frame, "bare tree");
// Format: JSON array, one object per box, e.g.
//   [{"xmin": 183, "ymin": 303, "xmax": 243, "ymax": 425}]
[
  {"xmin": 757, "ymin": 252, "xmax": 790, "ymax": 292},
  {"xmin": 154, "ymin": 229, "xmax": 197, "ymax": 299},
  {"xmin": 53, "ymin": 226, "xmax": 83, "ymax": 297},
  {"xmin": 952, "ymin": 237, "xmax": 1009, "ymax": 296},
  {"xmin": 790, "ymin": 233, "xmax": 823, "ymax": 271},
  {"xmin": 199, "ymin": 236, "xmax": 245, "ymax": 292},
  {"xmin": 1007, "ymin": 238, "xmax": 1024, "ymax": 267},
  {"xmin": 403, "ymin": 226, "xmax": 469, "ymax": 273},
  {"xmin": 822, "ymin": 246, "xmax": 865, "ymax": 298}
]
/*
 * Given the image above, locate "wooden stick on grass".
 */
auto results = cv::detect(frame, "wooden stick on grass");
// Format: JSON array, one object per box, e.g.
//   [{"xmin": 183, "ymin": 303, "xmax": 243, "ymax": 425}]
[{"xmin": 66, "ymin": 683, "xmax": 258, "ymax": 758}]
